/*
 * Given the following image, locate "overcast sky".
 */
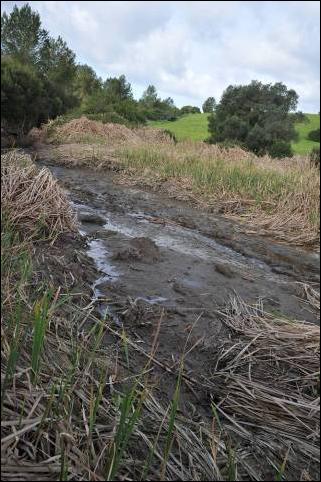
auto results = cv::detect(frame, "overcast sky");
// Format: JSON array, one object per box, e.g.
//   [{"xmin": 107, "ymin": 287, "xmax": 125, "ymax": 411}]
[{"xmin": 2, "ymin": 1, "xmax": 320, "ymax": 111}]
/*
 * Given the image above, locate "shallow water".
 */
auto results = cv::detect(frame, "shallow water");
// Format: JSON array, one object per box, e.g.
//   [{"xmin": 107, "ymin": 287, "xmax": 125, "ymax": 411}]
[{"xmin": 42, "ymin": 163, "xmax": 320, "ymax": 325}]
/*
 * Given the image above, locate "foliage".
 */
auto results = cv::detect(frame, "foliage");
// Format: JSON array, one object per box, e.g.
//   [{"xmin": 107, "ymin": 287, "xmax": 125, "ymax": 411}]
[
  {"xmin": 1, "ymin": 3, "xmax": 78, "ymax": 133},
  {"xmin": 180, "ymin": 105, "xmax": 201, "ymax": 115},
  {"xmin": 141, "ymin": 85, "xmax": 159, "ymax": 106},
  {"xmin": 208, "ymin": 80, "xmax": 299, "ymax": 157},
  {"xmin": 1, "ymin": 3, "xmax": 48, "ymax": 64},
  {"xmin": 78, "ymin": 90, "xmax": 146, "ymax": 126},
  {"xmin": 104, "ymin": 74, "xmax": 133, "ymax": 102},
  {"xmin": 139, "ymin": 85, "xmax": 180, "ymax": 121},
  {"xmin": 74, "ymin": 64, "xmax": 102, "ymax": 102},
  {"xmin": 308, "ymin": 128, "xmax": 320, "ymax": 142},
  {"xmin": 202, "ymin": 97, "xmax": 216, "ymax": 113},
  {"xmin": 1, "ymin": 56, "xmax": 43, "ymax": 132}
]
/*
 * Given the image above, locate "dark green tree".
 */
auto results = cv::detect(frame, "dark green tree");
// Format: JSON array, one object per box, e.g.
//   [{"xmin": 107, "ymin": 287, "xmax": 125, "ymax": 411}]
[
  {"xmin": 1, "ymin": 56, "xmax": 42, "ymax": 132},
  {"xmin": 104, "ymin": 74, "xmax": 133, "ymax": 101},
  {"xmin": 140, "ymin": 85, "xmax": 159, "ymax": 106},
  {"xmin": 208, "ymin": 81, "xmax": 299, "ymax": 157},
  {"xmin": 202, "ymin": 97, "xmax": 216, "ymax": 113},
  {"xmin": 74, "ymin": 64, "xmax": 102, "ymax": 102},
  {"xmin": 1, "ymin": 3, "xmax": 78, "ymax": 130},
  {"xmin": 1, "ymin": 3, "xmax": 48, "ymax": 64},
  {"xmin": 39, "ymin": 36, "xmax": 76, "ymax": 85}
]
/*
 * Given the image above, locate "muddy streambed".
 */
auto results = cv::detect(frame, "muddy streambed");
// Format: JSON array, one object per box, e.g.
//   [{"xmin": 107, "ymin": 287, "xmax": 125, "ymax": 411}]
[{"xmin": 39, "ymin": 162, "xmax": 320, "ymax": 405}]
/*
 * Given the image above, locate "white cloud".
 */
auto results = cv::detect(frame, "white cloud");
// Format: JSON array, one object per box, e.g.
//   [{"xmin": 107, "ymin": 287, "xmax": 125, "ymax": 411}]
[{"xmin": 2, "ymin": 0, "xmax": 320, "ymax": 111}]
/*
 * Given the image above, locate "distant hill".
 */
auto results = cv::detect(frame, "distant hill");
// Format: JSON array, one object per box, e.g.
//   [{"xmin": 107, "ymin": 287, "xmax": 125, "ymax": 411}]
[{"xmin": 151, "ymin": 113, "xmax": 320, "ymax": 155}]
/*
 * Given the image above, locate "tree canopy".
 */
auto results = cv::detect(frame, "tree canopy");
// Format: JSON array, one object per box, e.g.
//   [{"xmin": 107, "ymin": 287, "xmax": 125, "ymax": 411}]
[
  {"xmin": 202, "ymin": 97, "xmax": 216, "ymax": 113},
  {"xmin": 208, "ymin": 81, "xmax": 299, "ymax": 157}
]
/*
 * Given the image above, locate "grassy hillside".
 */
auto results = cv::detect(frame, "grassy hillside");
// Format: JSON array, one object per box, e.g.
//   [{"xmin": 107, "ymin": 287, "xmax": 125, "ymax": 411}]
[
  {"xmin": 151, "ymin": 113, "xmax": 320, "ymax": 155},
  {"xmin": 292, "ymin": 113, "xmax": 320, "ymax": 154},
  {"xmin": 150, "ymin": 113, "xmax": 210, "ymax": 141}
]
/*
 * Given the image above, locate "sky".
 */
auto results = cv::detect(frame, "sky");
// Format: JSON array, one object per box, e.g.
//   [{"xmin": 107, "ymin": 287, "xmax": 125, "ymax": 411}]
[{"xmin": 1, "ymin": 1, "xmax": 320, "ymax": 112}]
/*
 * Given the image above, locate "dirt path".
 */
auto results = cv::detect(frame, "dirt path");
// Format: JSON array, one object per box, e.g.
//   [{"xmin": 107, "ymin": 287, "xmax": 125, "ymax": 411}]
[{"xmin": 40, "ymin": 162, "xmax": 320, "ymax": 411}]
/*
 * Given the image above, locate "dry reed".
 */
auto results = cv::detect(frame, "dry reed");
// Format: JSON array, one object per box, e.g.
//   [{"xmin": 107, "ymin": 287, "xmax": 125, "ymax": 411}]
[
  {"xmin": 1, "ymin": 150, "xmax": 77, "ymax": 241},
  {"xmin": 209, "ymin": 296, "xmax": 320, "ymax": 480}
]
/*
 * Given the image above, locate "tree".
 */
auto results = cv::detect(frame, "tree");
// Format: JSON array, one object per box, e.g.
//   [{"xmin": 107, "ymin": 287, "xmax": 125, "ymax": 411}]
[
  {"xmin": 39, "ymin": 36, "xmax": 76, "ymax": 85},
  {"xmin": 1, "ymin": 56, "xmax": 43, "ymax": 132},
  {"xmin": 141, "ymin": 85, "xmax": 159, "ymax": 106},
  {"xmin": 1, "ymin": 3, "xmax": 48, "ymax": 64},
  {"xmin": 164, "ymin": 97, "xmax": 175, "ymax": 107},
  {"xmin": 1, "ymin": 3, "xmax": 78, "ymax": 130},
  {"xmin": 202, "ymin": 97, "xmax": 216, "ymax": 113},
  {"xmin": 74, "ymin": 64, "xmax": 102, "ymax": 102},
  {"xmin": 208, "ymin": 81, "xmax": 299, "ymax": 157},
  {"xmin": 104, "ymin": 74, "xmax": 133, "ymax": 101}
]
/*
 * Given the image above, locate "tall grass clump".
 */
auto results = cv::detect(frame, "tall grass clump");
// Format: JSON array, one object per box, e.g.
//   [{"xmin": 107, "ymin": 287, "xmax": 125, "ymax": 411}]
[{"xmin": 116, "ymin": 141, "xmax": 320, "ymax": 246}]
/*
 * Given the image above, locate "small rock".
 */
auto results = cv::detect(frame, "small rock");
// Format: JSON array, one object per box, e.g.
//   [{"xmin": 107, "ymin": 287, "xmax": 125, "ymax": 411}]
[{"xmin": 214, "ymin": 262, "xmax": 236, "ymax": 278}]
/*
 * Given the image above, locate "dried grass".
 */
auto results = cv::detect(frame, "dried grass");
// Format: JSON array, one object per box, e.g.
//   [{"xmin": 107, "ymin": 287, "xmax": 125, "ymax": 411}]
[
  {"xmin": 30, "ymin": 117, "xmax": 175, "ymax": 147},
  {"xmin": 209, "ymin": 296, "xmax": 320, "ymax": 480},
  {"xmin": 30, "ymin": 117, "xmax": 320, "ymax": 247},
  {"xmin": 1, "ymin": 150, "xmax": 77, "ymax": 241}
]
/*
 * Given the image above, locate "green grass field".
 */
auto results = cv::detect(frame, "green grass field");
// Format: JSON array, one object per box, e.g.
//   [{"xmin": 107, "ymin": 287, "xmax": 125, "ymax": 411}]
[
  {"xmin": 292, "ymin": 113, "xmax": 320, "ymax": 154},
  {"xmin": 151, "ymin": 113, "xmax": 320, "ymax": 155},
  {"xmin": 150, "ymin": 113, "xmax": 210, "ymax": 141}
]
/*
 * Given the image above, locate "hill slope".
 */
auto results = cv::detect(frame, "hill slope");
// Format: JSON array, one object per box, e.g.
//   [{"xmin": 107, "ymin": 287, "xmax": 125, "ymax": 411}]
[
  {"xmin": 292, "ymin": 114, "xmax": 320, "ymax": 154},
  {"xmin": 151, "ymin": 113, "xmax": 320, "ymax": 155},
  {"xmin": 150, "ymin": 113, "xmax": 210, "ymax": 141}
]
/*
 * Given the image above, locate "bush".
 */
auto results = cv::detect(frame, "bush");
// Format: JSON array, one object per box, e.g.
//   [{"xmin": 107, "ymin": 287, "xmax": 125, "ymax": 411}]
[
  {"xmin": 307, "ymin": 129, "xmax": 320, "ymax": 143},
  {"xmin": 1, "ymin": 57, "xmax": 43, "ymax": 133},
  {"xmin": 180, "ymin": 106, "xmax": 201, "ymax": 115},
  {"xmin": 268, "ymin": 141, "xmax": 293, "ymax": 158},
  {"xmin": 208, "ymin": 81, "xmax": 298, "ymax": 157}
]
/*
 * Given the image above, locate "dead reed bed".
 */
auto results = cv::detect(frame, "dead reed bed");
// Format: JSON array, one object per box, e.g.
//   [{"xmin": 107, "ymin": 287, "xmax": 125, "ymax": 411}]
[
  {"xmin": 30, "ymin": 116, "xmax": 175, "ymax": 147},
  {"xmin": 1, "ymin": 150, "xmax": 77, "ymax": 241},
  {"xmin": 209, "ymin": 296, "xmax": 320, "ymax": 480}
]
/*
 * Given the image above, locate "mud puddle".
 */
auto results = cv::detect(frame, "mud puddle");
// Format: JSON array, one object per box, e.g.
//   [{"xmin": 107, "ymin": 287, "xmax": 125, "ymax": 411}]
[
  {"xmin": 44, "ymin": 164, "xmax": 319, "ymax": 323},
  {"xmin": 39, "ymin": 163, "xmax": 320, "ymax": 411}
]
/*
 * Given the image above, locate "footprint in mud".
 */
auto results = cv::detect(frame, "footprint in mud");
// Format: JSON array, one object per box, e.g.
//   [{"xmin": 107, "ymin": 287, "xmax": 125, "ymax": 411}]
[{"xmin": 112, "ymin": 237, "xmax": 160, "ymax": 263}]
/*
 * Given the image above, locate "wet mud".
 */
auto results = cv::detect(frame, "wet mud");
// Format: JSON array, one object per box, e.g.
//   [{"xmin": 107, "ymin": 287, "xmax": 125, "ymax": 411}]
[{"xmin": 39, "ymin": 162, "xmax": 320, "ymax": 412}]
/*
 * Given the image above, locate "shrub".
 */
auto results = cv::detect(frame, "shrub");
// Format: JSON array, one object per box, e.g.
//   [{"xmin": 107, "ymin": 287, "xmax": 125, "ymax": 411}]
[
  {"xmin": 1, "ymin": 57, "xmax": 43, "ymax": 133},
  {"xmin": 208, "ymin": 81, "xmax": 298, "ymax": 157},
  {"xmin": 307, "ymin": 129, "xmax": 320, "ymax": 143},
  {"xmin": 268, "ymin": 141, "xmax": 293, "ymax": 158},
  {"xmin": 180, "ymin": 106, "xmax": 201, "ymax": 115}
]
